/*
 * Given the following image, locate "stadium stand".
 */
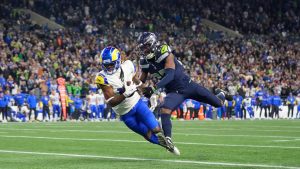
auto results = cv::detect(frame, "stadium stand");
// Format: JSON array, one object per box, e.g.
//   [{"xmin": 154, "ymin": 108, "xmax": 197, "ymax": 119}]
[{"xmin": 0, "ymin": 0, "xmax": 299, "ymax": 122}]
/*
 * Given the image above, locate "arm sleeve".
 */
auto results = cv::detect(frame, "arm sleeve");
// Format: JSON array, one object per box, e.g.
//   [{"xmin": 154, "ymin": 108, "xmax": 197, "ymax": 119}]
[
  {"xmin": 156, "ymin": 44, "xmax": 172, "ymax": 63},
  {"xmin": 156, "ymin": 68, "xmax": 175, "ymax": 89}
]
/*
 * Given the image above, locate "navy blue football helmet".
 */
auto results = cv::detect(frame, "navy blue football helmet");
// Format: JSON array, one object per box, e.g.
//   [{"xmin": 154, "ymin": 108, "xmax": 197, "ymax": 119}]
[{"xmin": 137, "ymin": 32, "xmax": 159, "ymax": 60}]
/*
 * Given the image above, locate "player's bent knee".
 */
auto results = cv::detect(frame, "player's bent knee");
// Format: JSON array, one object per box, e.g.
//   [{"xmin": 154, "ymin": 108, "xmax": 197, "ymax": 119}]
[
  {"xmin": 160, "ymin": 108, "xmax": 172, "ymax": 114},
  {"xmin": 152, "ymin": 127, "xmax": 161, "ymax": 133},
  {"xmin": 145, "ymin": 130, "xmax": 153, "ymax": 139}
]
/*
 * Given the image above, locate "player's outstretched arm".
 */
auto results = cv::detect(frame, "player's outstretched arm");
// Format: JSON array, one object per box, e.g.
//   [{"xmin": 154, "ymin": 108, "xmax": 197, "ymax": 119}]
[{"xmin": 156, "ymin": 53, "xmax": 175, "ymax": 89}]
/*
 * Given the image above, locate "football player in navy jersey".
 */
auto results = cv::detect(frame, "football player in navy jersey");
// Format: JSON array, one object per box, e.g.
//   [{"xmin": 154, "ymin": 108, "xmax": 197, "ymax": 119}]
[{"xmin": 137, "ymin": 32, "xmax": 232, "ymax": 147}]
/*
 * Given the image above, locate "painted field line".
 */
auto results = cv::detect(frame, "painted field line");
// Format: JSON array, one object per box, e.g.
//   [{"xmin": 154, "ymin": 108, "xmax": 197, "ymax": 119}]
[
  {"xmin": 0, "ymin": 149, "xmax": 298, "ymax": 169},
  {"xmin": 0, "ymin": 128, "xmax": 133, "ymax": 134},
  {"xmin": 273, "ymin": 140, "xmax": 293, "ymax": 142},
  {"xmin": 1, "ymin": 128, "xmax": 300, "ymax": 139},
  {"xmin": 3, "ymin": 121, "xmax": 300, "ymax": 130},
  {"xmin": 1, "ymin": 124, "xmax": 300, "ymax": 133},
  {"xmin": 5, "ymin": 123, "xmax": 300, "ymax": 130},
  {"xmin": 173, "ymin": 127, "xmax": 300, "ymax": 133},
  {"xmin": 1, "ymin": 135, "xmax": 300, "ymax": 150},
  {"xmin": 273, "ymin": 139, "xmax": 300, "ymax": 142}
]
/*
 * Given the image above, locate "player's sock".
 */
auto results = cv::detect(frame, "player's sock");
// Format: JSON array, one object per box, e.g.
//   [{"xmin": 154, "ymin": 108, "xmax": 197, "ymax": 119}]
[{"xmin": 161, "ymin": 113, "xmax": 172, "ymax": 138}]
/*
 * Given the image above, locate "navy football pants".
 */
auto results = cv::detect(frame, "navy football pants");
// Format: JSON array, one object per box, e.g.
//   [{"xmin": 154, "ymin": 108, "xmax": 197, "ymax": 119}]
[{"xmin": 162, "ymin": 81, "xmax": 223, "ymax": 111}]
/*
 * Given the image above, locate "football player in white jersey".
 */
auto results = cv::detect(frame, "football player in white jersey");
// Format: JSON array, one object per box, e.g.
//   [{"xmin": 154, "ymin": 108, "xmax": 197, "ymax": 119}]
[
  {"xmin": 95, "ymin": 47, "xmax": 179, "ymax": 155},
  {"xmin": 49, "ymin": 90, "xmax": 61, "ymax": 121},
  {"xmin": 87, "ymin": 91, "xmax": 98, "ymax": 121},
  {"xmin": 96, "ymin": 89, "xmax": 105, "ymax": 120},
  {"xmin": 243, "ymin": 97, "xmax": 255, "ymax": 119}
]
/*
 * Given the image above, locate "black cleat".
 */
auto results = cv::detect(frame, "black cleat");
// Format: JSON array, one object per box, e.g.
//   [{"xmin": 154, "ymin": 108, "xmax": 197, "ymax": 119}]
[
  {"xmin": 215, "ymin": 88, "xmax": 233, "ymax": 101},
  {"xmin": 165, "ymin": 137, "xmax": 180, "ymax": 156},
  {"xmin": 156, "ymin": 133, "xmax": 180, "ymax": 155}
]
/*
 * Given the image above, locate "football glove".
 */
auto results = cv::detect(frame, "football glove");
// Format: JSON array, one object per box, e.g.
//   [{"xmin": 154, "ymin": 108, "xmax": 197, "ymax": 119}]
[{"xmin": 123, "ymin": 81, "xmax": 137, "ymax": 98}]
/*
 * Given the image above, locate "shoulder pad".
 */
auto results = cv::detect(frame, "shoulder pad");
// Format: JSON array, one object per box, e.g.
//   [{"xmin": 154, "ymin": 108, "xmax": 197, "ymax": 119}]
[
  {"xmin": 156, "ymin": 44, "xmax": 172, "ymax": 63},
  {"xmin": 160, "ymin": 44, "xmax": 171, "ymax": 55},
  {"xmin": 95, "ymin": 73, "xmax": 109, "ymax": 86}
]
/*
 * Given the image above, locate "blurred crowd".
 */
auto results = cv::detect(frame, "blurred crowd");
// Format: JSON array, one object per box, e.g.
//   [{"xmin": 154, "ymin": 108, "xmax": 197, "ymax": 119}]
[
  {"xmin": 9, "ymin": 0, "xmax": 300, "ymax": 36},
  {"xmin": 0, "ymin": 1, "xmax": 299, "ymax": 122}
]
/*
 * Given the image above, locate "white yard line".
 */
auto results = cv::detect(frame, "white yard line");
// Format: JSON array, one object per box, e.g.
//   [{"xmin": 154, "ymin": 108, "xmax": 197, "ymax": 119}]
[
  {"xmin": 1, "ymin": 135, "xmax": 300, "ymax": 150},
  {"xmin": 273, "ymin": 139, "xmax": 300, "ymax": 142},
  {"xmin": 0, "ymin": 128, "xmax": 133, "ymax": 134},
  {"xmin": 273, "ymin": 140, "xmax": 293, "ymax": 142},
  {"xmin": 173, "ymin": 127, "xmax": 300, "ymax": 133},
  {"xmin": 2, "ymin": 121, "xmax": 300, "ymax": 129},
  {"xmin": 174, "ymin": 133, "xmax": 300, "ymax": 139},
  {"xmin": 0, "ymin": 149, "xmax": 298, "ymax": 169},
  {"xmin": 1, "ymin": 124, "xmax": 300, "ymax": 133},
  {"xmin": 1, "ymin": 128, "xmax": 300, "ymax": 139}
]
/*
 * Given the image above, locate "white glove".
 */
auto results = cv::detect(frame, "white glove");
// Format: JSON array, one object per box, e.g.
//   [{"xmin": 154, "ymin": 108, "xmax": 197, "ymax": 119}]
[{"xmin": 123, "ymin": 81, "xmax": 137, "ymax": 98}]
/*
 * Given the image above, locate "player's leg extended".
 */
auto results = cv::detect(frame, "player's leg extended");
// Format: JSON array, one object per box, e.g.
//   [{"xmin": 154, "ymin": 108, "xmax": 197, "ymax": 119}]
[
  {"xmin": 187, "ymin": 81, "xmax": 224, "ymax": 108},
  {"xmin": 121, "ymin": 108, "xmax": 159, "ymax": 144},
  {"xmin": 160, "ymin": 93, "xmax": 185, "ymax": 138},
  {"xmin": 135, "ymin": 100, "xmax": 166, "ymax": 145},
  {"xmin": 135, "ymin": 100, "xmax": 160, "ymax": 133},
  {"xmin": 135, "ymin": 99, "xmax": 180, "ymax": 155}
]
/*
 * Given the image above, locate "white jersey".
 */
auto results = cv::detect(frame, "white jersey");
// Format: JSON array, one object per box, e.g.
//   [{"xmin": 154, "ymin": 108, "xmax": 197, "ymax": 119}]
[
  {"xmin": 10, "ymin": 106, "xmax": 19, "ymax": 113},
  {"xmin": 243, "ymin": 98, "xmax": 252, "ymax": 108},
  {"xmin": 50, "ymin": 93, "xmax": 60, "ymax": 105},
  {"xmin": 95, "ymin": 60, "xmax": 140, "ymax": 115},
  {"xmin": 186, "ymin": 99, "xmax": 194, "ymax": 108},
  {"xmin": 88, "ymin": 94, "xmax": 97, "ymax": 105},
  {"xmin": 96, "ymin": 93, "xmax": 105, "ymax": 105}
]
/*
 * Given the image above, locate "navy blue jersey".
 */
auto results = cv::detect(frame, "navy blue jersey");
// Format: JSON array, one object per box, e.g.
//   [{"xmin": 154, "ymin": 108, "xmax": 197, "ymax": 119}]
[{"xmin": 140, "ymin": 44, "xmax": 190, "ymax": 93}]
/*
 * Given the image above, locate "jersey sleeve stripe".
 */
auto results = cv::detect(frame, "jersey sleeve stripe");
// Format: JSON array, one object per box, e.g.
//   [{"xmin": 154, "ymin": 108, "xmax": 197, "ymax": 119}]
[
  {"xmin": 156, "ymin": 52, "xmax": 169, "ymax": 63},
  {"xmin": 140, "ymin": 64, "xmax": 150, "ymax": 69}
]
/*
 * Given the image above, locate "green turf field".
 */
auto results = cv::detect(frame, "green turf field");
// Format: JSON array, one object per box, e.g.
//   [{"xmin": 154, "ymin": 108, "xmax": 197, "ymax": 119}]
[{"xmin": 0, "ymin": 120, "xmax": 300, "ymax": 169}]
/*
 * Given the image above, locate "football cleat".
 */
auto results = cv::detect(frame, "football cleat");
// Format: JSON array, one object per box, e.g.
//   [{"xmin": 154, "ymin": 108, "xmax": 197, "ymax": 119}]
[
  {"xmin": 165, "ymin": 137, "xmax": 180, "ymax": 156},
  {"xmin": 157, "ymin": 132, "xmax": 168, "ymax": 147},
  {"xmin": 215, "ymin": 88, "xmax": 233, "ymax": 101},
  {"xmin": 156, "ymin": 133, "xmax": 180, "ymax": 156}
]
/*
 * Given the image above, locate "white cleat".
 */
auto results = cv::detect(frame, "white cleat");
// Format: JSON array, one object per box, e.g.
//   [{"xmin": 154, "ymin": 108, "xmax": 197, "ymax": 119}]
[
  {"xmin": 165, "ymin": 137, "xmax": 180, "ymax": 156},
  {"xmin": 157, "ymin": 134, "xmax": 180, "ymax": 156},
  {"xmin": 172, "ymin": 146, "xmax": 180, "ymax": 156}
]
